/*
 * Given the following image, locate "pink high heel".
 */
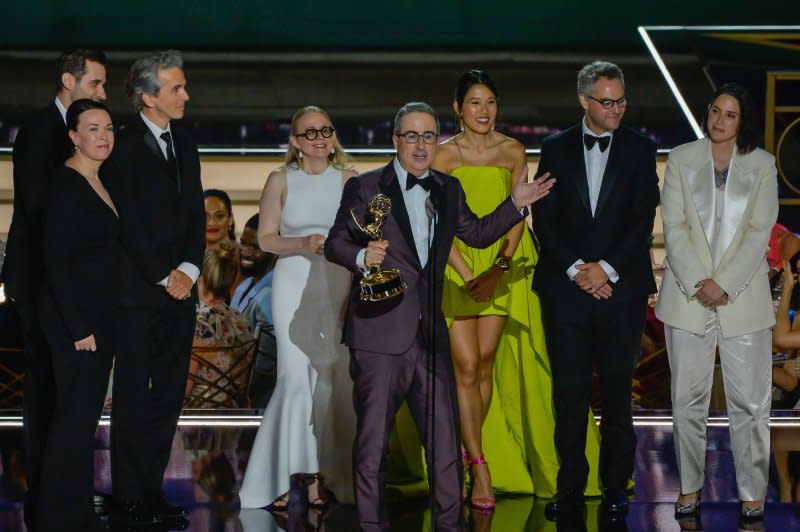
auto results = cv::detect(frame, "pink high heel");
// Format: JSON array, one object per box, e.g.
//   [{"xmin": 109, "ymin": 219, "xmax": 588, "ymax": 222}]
[{"xmin": 468, "ymin": 454, "xmax": 496, "ymax": 511}]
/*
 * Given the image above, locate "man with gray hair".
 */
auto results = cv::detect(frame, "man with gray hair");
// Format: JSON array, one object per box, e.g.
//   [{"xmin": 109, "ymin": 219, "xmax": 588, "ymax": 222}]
[
  {"xmin": 102, "ymin": 50, "xmax": 204, "ymax": 527},
  {"xmin": 325, "ymin": 101, "xmax": 554, "ymax": 531},
  {"xmin": 532, "ymin": 60, "xmax": 659, "ymax": 521}
]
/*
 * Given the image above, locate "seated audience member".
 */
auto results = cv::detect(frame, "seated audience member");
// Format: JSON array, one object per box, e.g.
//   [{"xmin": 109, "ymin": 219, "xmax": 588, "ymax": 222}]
[
  {"xmin": 231, "ymin": 213, "xmax": 278, "ymax": 407},
  {"xmin": 771, "ymin": 261, "xmax": 800, "ymax": 502},
  {"xmin": 204, "ymin": 189, "xmax": 236, "ymax": 250},
  {"xmin": 774, "ymin": 261, "xmax": 800, "ymax": 357},
  {"xmin": 768, "ymin": 223, "xmax": 800, "ymax": 271},
  {"xmin": 188, "ymin": 241, "xmax": 254, "ymax": 407}
]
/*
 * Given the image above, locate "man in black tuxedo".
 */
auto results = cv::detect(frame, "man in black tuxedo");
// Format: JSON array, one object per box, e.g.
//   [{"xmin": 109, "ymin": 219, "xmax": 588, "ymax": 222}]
[
  {"xmin": 102, "ymin": 50, "xmax": 204, "ymax": 527},
  {"xmin": 533, "ymin": 61, "xmax": 659, "ymax": 519},
  {"xmin": 2, "ymin": 49, "xmax": 107, "ymax": 530}
]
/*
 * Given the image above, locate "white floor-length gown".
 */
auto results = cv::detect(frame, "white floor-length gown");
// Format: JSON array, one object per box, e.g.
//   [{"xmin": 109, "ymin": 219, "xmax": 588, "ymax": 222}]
[{"xmin": 239, "ymin": 165, "xmax": 355, "ymax": 507}]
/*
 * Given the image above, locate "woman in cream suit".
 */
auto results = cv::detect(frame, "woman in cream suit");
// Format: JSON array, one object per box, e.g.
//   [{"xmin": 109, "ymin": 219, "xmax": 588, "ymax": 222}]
[{"xmin": 655, "ymin": 82, "xmax": 778, "ymax": 522}]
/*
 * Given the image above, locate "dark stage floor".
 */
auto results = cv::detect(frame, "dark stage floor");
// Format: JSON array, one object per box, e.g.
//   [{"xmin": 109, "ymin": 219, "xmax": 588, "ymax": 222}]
[{"xmin": 0, "ymin": 415, "xmax": 798, "ymax": 531}]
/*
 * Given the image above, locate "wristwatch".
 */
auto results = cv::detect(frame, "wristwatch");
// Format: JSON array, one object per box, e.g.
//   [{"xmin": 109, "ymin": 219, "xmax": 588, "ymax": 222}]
[{"xmin": 494, "ymin": 257, "xmax": 510, "ymax": 272}]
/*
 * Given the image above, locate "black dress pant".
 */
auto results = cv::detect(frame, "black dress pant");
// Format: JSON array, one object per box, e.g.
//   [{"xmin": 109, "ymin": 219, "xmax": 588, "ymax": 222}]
[
  {"xmin": 111, "ymin": 299, "xmax": 195, "ymax": 501},
  {"xmin": 541, "ymin": 294, "xmax": 647, "ymax": 494},
  {"xmin": 35, "ymin": 303, "xmax": 112, "ymax": 532},
  {"xmin": 17, "ymin": 301, "xmax": 56, "ymax": 527}
]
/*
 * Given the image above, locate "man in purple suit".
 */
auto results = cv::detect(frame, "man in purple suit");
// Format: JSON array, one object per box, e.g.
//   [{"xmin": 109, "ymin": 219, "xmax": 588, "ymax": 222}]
[{"xmin": 324, "ymin": 102, "xmax": 553, "ymax": 531}]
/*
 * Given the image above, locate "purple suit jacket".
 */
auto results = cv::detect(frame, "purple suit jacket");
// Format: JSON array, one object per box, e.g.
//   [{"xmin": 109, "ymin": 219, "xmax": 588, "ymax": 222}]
[{"xmin": 324, "ymin": 161, "xmax": 523, "ymax": 355}]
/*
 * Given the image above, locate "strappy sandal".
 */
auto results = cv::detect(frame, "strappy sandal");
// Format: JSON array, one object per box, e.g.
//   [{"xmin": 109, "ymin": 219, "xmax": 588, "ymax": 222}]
[
  {"xmin": 269, "ymin": 473, "xmax": 308, "ymax": 515},
  {"xmin": 301, "ymin": 473, "xmax": 337, "ymax": 509},
  {"xmin": 674, "ymin": 490, "xmax": 701, "ymax": 517},
  {"xmin": 468, "ymin": 454, "xmax": 495, "ymax": 511}
]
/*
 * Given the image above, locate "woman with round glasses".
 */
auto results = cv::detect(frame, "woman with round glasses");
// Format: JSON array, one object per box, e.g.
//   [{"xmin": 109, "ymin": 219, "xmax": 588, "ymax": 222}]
[
  {"xmin": 239, "ymin": 106, "xmax": 358, "ymax": 511},
  {"xmin": 432, "ymin": 69, "xmax": 601, "ymax": 507}
]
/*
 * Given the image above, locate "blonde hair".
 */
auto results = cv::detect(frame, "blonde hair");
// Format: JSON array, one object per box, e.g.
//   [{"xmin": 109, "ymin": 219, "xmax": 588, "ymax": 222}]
[
  {"xmin": 201, "ymin": 240, "xmax": 239, "ymax": 299},
  {"xmin": 284, "ymin": 105, "xmax": 353, "ymax": 170}
]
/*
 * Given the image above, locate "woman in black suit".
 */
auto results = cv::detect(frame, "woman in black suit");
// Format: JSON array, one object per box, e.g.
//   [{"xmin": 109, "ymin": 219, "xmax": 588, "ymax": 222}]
[{"xmin": 36, "ymin": 99, "xmax": 119, "ymax": 532}]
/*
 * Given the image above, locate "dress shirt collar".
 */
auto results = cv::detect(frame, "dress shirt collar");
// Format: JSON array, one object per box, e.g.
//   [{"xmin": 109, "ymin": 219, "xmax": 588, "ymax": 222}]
[
  {"xmin": 54, "ymin": 96, "xmax": 68, "ymax": 125},
  {"xmin": 140, "ymin": 111, "xmax": 172, "ymax": 139},
  {"xmin": 581, "ymin": 117, "xmax": 613, "ymax": 148}
]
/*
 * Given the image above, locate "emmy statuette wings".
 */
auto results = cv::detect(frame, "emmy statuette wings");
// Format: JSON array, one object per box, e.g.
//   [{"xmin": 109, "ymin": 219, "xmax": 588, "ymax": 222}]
[{"xmin": 349, "ymin": 194, "xmax": 407, "ymax": 301}]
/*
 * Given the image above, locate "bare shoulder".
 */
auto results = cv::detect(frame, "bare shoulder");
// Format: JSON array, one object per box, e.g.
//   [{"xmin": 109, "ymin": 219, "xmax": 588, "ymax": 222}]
[
  {"xmin": 497, "ymin": 133, "xmax": 526, "ymax": 159},
  {"xmin": 433, "ymin": 138, "xmax": 461, "ymax": 173},
  {"xmin": 493, "ymin": 133, "xmax": 526, "ymax": 177},
  {"xmin": 266, "ymin": 167, "xmax": 287, "ymax": 189}
]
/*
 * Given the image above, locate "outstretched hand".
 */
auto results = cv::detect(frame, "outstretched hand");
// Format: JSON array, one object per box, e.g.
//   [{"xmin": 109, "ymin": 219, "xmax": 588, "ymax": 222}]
[{"xmin": 511, "ymin": 172, "xmax": 555, "ymax": 208}]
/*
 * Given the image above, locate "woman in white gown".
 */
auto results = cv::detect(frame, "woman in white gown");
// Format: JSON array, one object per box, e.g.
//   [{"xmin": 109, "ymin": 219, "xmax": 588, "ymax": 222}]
[{"xmin": 239, "ymin": 106, "xmax": 358, "ymax": 510}]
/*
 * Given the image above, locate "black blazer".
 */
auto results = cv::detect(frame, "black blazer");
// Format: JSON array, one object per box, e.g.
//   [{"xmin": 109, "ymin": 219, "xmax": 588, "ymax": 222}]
[
  {"xmin": 39, "ymin": 166, "xmax": 120, "ymax": 343},
  {"xmin": 101, "ymin": 116, "xmax": 205, "ymax": 308},
  {"xmin": 3, "ymin": 102, "xmax": 72, "ymax": 305},
  {"xmin": 325, "ymin": 162, "xmax": 524, "ymax": 354},
  {"xmin": 532, "ymin": 124, "xmax": 660, "ymax": 307}
]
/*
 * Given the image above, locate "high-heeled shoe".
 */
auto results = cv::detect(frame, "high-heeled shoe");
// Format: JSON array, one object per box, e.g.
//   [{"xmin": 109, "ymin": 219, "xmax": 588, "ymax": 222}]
[
  {"xmin": 468, "ymin": 454, "xmax": 495, "ymax": 511},
  {"xmin": 301, "ymin": 473, "xmax": 337, "ymax": 509},
  {"xmin": 269, "ymin": 473, "xmax": 308, "ymax": 515},
  {"xmin": 674, "ymin": 489, "xmax": 701, "ymax": 517},
  {"xmin": 740, "ymin": 502, "xmax": 764, "ymax": 521}
]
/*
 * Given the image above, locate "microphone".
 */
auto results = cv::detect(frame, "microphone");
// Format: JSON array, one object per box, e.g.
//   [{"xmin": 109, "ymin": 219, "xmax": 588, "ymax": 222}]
[{"xmin": 425, "ymin": 196, "xmax": 436, "ymax": 223}]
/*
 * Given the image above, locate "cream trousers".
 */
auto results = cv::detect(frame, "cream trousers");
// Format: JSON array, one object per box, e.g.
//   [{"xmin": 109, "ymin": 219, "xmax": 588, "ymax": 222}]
[{"xmin": 665, "ymin": 310, "xmax": 771, "ymax": 501}]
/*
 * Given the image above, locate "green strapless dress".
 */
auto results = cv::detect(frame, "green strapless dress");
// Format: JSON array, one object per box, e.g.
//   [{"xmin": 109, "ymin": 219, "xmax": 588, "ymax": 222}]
[{"xmin": 443, "ymin": 166, "xmax": 601, "ymax": 497}]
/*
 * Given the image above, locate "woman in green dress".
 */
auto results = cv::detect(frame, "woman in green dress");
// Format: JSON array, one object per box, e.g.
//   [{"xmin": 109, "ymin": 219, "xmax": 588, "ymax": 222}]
[{"xmin": 432, "ymin": 69, "xmax": 601, "ymax": 508}]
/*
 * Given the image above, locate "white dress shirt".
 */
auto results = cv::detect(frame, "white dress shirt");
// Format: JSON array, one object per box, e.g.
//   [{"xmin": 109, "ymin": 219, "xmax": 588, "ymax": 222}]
[
  {"xmin": 140, "ymin": 112, "xmax": 176, "ymax": 160},
  {"xmin": 356, "ymin": 158, "xmax": 434, "ymax": 270},
  {"xmin": 566, "ymin": 118, "xmax": 619, "ymax": 283},
  {"xmin": 54, "ymin": 96, "xmax": 68, "ymax": 124},
  {"xmin": 139, "ymin": 112, "xmax": 200, "ymax": 286}
]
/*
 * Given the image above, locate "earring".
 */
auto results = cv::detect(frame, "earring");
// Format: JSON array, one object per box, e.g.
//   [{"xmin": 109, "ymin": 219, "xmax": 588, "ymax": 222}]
[
  {"xmin": 457, "ymin": 114, "xmax": 464, "ymax": 131},
  {"xmin": 298, "ymin": 150, "xmax": 303, "ymax": 160},
  {"xmin": 74, "ymin": 145, "xmax": 79, "ymax": 151}
]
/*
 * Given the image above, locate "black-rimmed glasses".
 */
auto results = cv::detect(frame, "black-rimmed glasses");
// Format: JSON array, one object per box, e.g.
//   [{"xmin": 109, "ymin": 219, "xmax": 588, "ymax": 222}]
[
  {"xmin": 294, "ymin": 126, "xmax": 335, "ymax": 140},
  {"xmin": 396, "ymin": 130, "xmax": 439, "ymax": 144},
  {"xmin": 588, "ymin": 95, "xmax": 627, "ymax": 109}
]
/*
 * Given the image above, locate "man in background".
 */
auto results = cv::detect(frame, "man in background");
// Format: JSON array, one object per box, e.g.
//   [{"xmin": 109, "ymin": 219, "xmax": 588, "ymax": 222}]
[
  {"xmin": 2, "ymin": 49, "xmax": 107, "ymax": 530},
  {"xmin": 231, "ymin": 213, "xmax": 278, "ymax": 407},
  {"xmin": 103, "ymin": 50, "xmax": 205, "ymax": 527}
]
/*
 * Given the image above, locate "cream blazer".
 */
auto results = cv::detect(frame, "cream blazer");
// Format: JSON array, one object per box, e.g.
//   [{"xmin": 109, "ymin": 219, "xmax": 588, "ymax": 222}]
[{"xmin": 655, "ymin": 138, "xmax": 778, "ymax": 338}]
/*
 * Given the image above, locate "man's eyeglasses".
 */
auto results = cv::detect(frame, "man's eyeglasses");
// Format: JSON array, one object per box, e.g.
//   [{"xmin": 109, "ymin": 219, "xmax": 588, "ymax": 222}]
[
  {"xmin": 294, "ymin": 126, "xmax": 335, "ymax": 140},
  {"xmin": 396, "ymin": 130, "xmax": 439, "ymax": 144},
  {"xmin": 588, "ymin": 95, "xmax": 627, "ymax": 110}
]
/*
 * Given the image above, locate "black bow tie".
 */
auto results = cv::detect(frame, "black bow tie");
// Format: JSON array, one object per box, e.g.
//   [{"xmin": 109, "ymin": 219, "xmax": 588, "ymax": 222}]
[
  {"xmin": 583, "ymin": 133, "xmax": 611, "ymax": 152},
  {"xmin": 406, "ymin": 173, "xmax": 432, "ymax": 191}
]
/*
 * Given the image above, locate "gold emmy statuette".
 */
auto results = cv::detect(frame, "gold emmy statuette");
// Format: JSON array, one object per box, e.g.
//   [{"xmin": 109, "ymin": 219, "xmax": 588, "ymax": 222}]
[{"xmin": 350, "ymin": 194, "xmax": 407, "ymax": 301}]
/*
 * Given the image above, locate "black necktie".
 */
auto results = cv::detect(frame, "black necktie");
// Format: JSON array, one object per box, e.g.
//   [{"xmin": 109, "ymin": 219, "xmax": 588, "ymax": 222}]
[
  {"xmin": 406, "ymin": 173, "xmax": 431, "ymax": 191},
  {"xmin": 583, "ymin": 133, "xmax": 610, "ymax": 152},
  {"xmin": 160, "ymin": 131, "xmax": 180, "ymax": 190}
]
